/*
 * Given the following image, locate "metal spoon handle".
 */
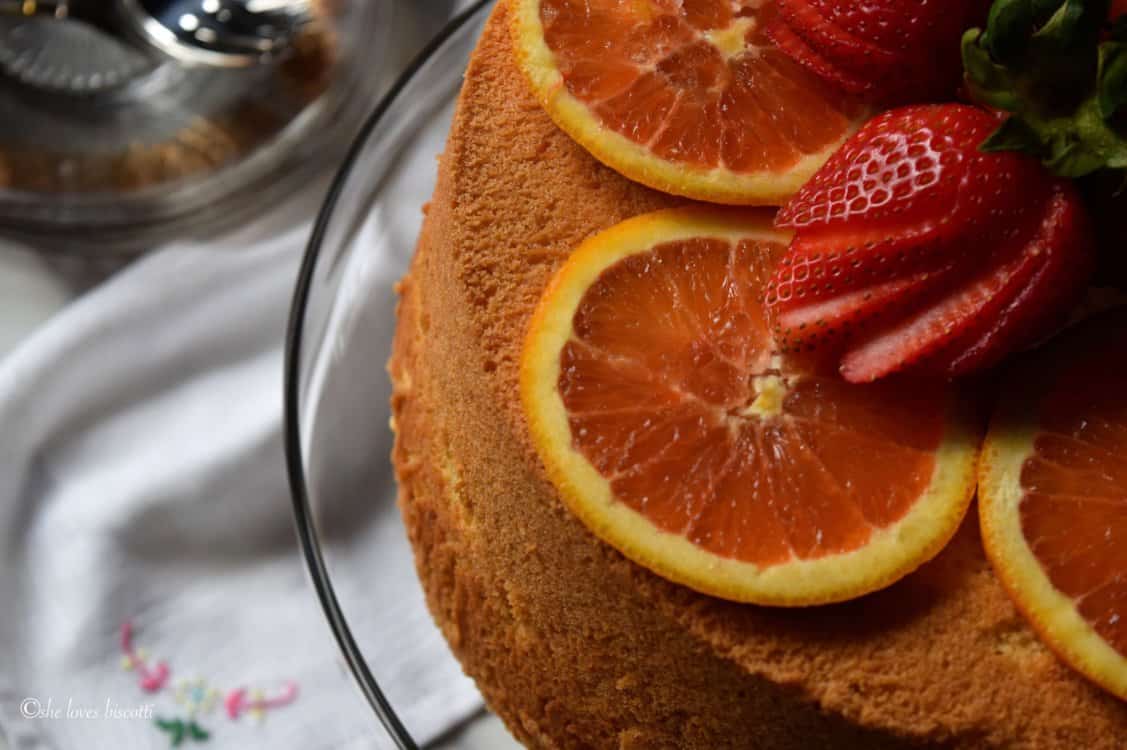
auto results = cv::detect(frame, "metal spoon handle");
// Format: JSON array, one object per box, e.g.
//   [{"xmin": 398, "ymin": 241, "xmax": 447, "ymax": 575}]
[{"xmin": 0, "ymin": 0, "xmax": 69, "ymax": 17}]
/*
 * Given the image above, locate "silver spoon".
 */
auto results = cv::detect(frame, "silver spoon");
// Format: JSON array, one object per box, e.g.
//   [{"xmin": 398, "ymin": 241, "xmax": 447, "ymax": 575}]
[
  {"xmin": 0, "ymin": 0, "xmax": 310, "ymax": 68},
  {"xmin": 117, "ymin": 0, "xmax": 311, "ymax": 68}
]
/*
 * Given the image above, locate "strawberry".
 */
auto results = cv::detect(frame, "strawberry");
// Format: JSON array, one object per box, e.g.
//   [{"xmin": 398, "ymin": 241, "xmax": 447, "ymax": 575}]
[
  {"xmin": 768, "ymin": 0, "xmax": 990, "ymax": 104},
  {"xmin": 765, "ymin": 104, "xmax": 1095, "ymax": 384}
]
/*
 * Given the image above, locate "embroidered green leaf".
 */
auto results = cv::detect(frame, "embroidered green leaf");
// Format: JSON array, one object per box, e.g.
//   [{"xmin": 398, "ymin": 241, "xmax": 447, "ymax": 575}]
[
  {"xmin": 187, "ymin": 721, "xmax": 211, "ymax": 742},
  {"xmin": 155, "ymin": 717, "xmax": 186, "ymax": 747},
  {"xmin": 155, "ymin": 717, "xmax": 211, "ymax": 746}
]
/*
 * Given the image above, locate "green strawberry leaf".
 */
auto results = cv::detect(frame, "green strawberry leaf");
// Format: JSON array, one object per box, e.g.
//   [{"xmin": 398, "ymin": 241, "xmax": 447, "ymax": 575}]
[
  {"xmin": 1034, "ymin": 0, "xmax": 1068, "ymax": 21},
  {"xmin": 986, "ymin": 0, "xmax": 1037, "ymax": 63},
  {"xmin": 1046, "ymin": 138, "xmax": 1107, "ymax": 175},
  {"xmin": 966, "ymin": 0, "xmax": 1127, "ymax": 179},
  {"xmin": 1030, "ymin": 1, "xmax": 1105, "ymax": 105},
  {"xmin": 963, "ymin": 29, "xmax": 1023, "ymax": 111},
  {"xmin": 981, "ymin": 116, "xmax": 1048, "ymax": 155},
  {"xmin": 1099, "ymin": 42, "xmax": 1127, "ymax": 118},
  {"xmin": 1031, "ymin": 0, "xmax": 1099, "ymax": 52}
]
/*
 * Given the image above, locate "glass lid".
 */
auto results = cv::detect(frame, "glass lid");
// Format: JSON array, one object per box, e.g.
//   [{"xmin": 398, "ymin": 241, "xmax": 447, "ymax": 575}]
[{"xmin": 0, "ymin": 1, "xmax": 451, "ymax": 250}]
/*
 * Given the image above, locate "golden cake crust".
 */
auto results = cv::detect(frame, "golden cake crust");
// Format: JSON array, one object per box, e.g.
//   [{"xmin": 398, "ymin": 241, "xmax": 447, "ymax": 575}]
[{"xmin": 389, "ymin": 3, "xmax": 1127, "ymax": 747}]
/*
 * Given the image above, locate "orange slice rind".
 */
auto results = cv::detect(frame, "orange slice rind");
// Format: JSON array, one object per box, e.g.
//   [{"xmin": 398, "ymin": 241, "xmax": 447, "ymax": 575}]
[
  {"xmin": 979, "ymin": 311, "xmax": 1127, "ymax": 700},
  {"xmin": 510, "ymin": 0, "xmax": 866, "ymax": 206},
  {"xmin": 521, "ymin": 207, "xmax": 980, "ymax": 605}
]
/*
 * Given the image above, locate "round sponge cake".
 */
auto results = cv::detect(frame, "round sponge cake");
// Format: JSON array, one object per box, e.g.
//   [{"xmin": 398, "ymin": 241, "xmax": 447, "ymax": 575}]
[{"xmin": 388, "ymin": 3, "xmax": 1127, "ymax": 747}]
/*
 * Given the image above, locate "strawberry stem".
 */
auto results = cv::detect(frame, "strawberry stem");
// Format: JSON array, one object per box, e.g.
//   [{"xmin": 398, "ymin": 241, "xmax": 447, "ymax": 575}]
[{"xmin": 963, "ymin": 0, "xmax": 1127, "ymax": 177}]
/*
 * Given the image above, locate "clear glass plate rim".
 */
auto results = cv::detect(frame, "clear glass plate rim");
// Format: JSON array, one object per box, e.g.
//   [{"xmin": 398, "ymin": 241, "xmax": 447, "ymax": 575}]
[{"xmin": 282, "ymin": 3, "xmax": 493, "ymax": 750}]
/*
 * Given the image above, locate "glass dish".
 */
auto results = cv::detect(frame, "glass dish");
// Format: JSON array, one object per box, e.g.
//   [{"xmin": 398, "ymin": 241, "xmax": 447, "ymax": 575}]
[{"xmin": 284, "ymin": 3, "xmax": 505, "ymax": 748}]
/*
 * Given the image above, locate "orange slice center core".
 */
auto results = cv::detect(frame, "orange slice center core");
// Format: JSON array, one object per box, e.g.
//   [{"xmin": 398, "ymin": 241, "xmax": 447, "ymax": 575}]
[
  {"xmin": 539, "ymin": 0, "xmax": 859, "ymax": 171},
  {"xmin": 557, "ymin": 237, "xmax": 946, "ymax": 567}
]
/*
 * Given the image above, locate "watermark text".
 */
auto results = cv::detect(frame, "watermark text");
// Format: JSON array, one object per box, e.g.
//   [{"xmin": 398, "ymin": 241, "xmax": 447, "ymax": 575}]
[{"xmin": 19, "ymin": 697, "xmax": 154, "ymax": 721}]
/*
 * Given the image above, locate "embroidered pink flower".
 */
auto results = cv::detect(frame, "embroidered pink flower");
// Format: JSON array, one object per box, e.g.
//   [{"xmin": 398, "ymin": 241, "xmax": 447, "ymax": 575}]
[
  {"xmin": 117, "ymin": 620, "xmax": 300, "ymax": 744},
  {"xmin": 120, "ymin": 621, "xmax": 171, "ymax": 693},
  {"xmin": 224, "ymin": 682, "xmax": 299, "ymax": 722}
]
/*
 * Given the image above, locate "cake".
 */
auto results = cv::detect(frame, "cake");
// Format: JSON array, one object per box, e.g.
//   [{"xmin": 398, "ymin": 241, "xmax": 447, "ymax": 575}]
[{"xmin": 388, "ymin": 3, "xmax": 1127, "ymax": 747}]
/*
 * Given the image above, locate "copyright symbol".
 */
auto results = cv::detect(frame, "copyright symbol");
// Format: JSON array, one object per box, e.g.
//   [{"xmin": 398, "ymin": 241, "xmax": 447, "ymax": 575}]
[{"xmin": 19, "ymin": 697, "xmax": 40, "ymax": 719}]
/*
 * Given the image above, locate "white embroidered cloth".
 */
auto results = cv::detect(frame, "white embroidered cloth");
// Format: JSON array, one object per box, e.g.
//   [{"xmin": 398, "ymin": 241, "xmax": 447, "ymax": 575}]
[
  {"xmin": 0, "ymin": 5, "xmax": 487, "ymax": 743},
  {"xmin": 0, "ymin": 178, "xmax": 482, "ymax": 750}
]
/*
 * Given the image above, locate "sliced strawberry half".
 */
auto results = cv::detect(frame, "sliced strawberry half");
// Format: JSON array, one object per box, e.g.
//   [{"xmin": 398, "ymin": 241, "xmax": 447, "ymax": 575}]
[
  {"xmin": 767, "ymin": 226, "xmax": 972, "ymax": 350},
  {"xmin": 766, "ymin": 105, "xmax": 1096, "ymax": 384},
  {"xmin": 773, "ymin": 0, "xmax": 896, "ymax": 81},
  {"xmin": 775, "ymin": 105, "xmax": 1043, "ymax": 245},
  {"xmin": 768, "ymin": 0, "xmax": 990, "ymax": 105},
  {"xmin": 840, "ymin": 229, "xmax": 1046, "ymax": 382},
  {"xmin": 935, "ymin": 186, "xmax": 1096, "ymax": 376},
  {"xmin": 765, "ymin": 17, "xmax": 871, "ymax": 95}
]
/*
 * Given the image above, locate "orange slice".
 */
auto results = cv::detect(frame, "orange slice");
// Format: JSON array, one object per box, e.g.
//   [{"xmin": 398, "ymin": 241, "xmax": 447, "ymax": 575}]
[
  {"xmin": 979, "ymin": 310, "xmax": 1127, "ymax": 700},
  {"xmin": 521, "ymin": 208, "xmax": 980, "ymax": 605},
  {"xmin": 510, "ymin": 0, "xmax": 867, "ymax": 206}
]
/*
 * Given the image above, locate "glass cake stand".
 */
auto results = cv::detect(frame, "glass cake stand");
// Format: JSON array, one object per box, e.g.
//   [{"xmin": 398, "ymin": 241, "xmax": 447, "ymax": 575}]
[{"xmin": 284, "ymin": 3, "xmax": 513, "ymax": 749}]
